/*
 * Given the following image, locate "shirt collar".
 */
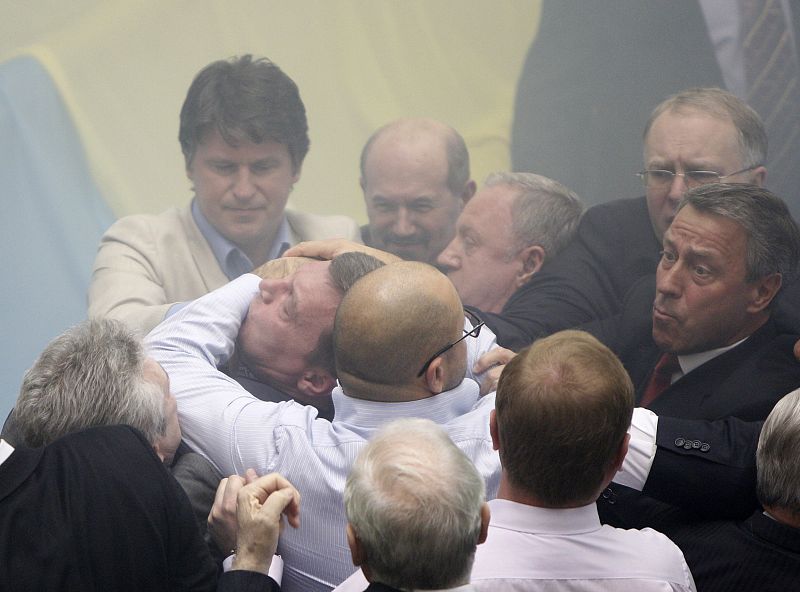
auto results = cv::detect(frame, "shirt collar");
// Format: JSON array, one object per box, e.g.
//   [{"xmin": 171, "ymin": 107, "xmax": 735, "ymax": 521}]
[
  {"xmin": 677, "ymin": 336, "xmax": 748, "ymax": 377},
  {"xmin": 331, "ymin": 379, "xmax": 482, "ymax": 437},
  {"xmin": 191, "ymin": 199, "xmax": 290, "ymax": 280},
  {"xmin": 0, "ymin": 439, "xmax": 15, "ymax": 467},
  {"xmin": 487, "ymin": 498, "xmax": 602, "ymax": 535}
]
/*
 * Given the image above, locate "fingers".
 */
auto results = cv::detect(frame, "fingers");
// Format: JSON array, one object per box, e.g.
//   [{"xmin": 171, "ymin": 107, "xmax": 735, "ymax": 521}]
[
  {"xmin": 238, "ymin": 473, "xmax": 301, "ymax": 529},
  {"xmin": 794, "ymin": 338, "xmax": 800, "ymax": 362},
  {"xmin": 472, "ymin": 346, "xmax": 517, "ymax": 374},
  {"xmin": 208, "ymin": 474, "xmax": 247, "ymax": 553}
]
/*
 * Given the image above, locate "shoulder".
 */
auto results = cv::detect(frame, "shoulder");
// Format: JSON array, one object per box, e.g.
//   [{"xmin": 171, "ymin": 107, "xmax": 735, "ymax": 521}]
[
  {"xmin": 285, "ymin": 209, "xmax": 361, "ymax": 242},
  {"xmin": 103, "ymin": 205, "xmax": 189, "ymax": 238}
]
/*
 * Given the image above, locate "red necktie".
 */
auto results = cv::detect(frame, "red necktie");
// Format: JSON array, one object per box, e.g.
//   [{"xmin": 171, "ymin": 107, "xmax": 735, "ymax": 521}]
[{"xmin": 640, "ymin": 353, "xmax": 680, "ymax": 407}]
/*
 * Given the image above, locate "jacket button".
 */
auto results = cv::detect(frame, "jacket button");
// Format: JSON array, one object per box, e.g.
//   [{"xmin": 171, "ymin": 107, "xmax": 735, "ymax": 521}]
[
  {"xmin": 692, "ymin": 440, "xmax": 701, "ymax": 449},
  {"xmin": 674, "ymin": 437, "xmax": 685, "ymax": 447},
  {"xmin": 700, "ymin": 443, "xmax": 710, "ymax": 452}
]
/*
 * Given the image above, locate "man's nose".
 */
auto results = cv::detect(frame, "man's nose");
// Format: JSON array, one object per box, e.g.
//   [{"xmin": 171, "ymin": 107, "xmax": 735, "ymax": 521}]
[
  {"xmin": 436, "ymin": 239, "xmax": 461, "ymax": 270},
  {"xmin": 656, "ymin": 263, "xmax": 682, "ymax": 299},
  {"xmin": 666, "ymin": 173, "xmax": 688, "ymax": 205},
  {"xmin": 392, "ymin": 209, "xmax": 416, "ymax": 236},
  {"xmin": 233, "ymin": 169, "xmax": 256, "ymax": 200},
  {"xmin": 258, "ymin": 277, "xmax": 288, "ymax": 302}
]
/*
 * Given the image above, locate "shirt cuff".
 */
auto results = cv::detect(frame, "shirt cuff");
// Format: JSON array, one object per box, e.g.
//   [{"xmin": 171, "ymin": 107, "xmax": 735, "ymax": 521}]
[{"xmin": 614, "ymin": 407, "xmax": 658, "ymax": 491}]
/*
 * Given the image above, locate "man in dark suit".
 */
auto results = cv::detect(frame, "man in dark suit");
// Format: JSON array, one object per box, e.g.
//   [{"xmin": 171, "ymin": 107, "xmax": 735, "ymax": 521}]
[
  {"xmin": 621, "ymin": 388, "xmax": 800, "ymax": 592},
  {"xmin": 483, "ymin": 88, "xmax": 770, "ymax": 351},
  {"xmin": 599, "ymin": 182, "xmax": 800, "ymax": 528}
]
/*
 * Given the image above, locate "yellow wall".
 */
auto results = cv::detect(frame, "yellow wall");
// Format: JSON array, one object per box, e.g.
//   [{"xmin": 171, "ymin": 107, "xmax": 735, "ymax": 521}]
[{"xmin": 2, "ymin": 1, "xmax": 540, "ymax": 223}]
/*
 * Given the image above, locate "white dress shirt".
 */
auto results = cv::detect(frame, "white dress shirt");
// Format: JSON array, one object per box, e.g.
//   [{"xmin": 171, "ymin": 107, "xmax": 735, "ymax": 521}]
[
  {"xmin": 470, "ymin": 499, "xmax": 696, "ymax": 591},
  {"xmin": 146, "ymin": 274, "xmax": 500, "ymax": 592}
]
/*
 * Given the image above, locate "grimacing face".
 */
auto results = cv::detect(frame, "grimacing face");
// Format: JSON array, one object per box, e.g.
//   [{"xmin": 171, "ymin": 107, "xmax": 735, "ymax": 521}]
[
  {"xmin": 362, "ymin": 134, "xmax": 465, "ymax": 264},
  {"xmin": 437, "ymin": 185, "xmax": 522, "ymax": 313},
  {"xmin": 643, "ymin": 108, "xmax": 763, "ymax": 241},
  {"xmin": 237, "ymin": 261, "xmax": 341, "ymax": 398},
  {"xmin": 652, "ymin": 205, "xmax": 771, "ymax": 354},
  {"xmin": 186, "ymin": 128, "xmax": 300, "ymax": 262}
]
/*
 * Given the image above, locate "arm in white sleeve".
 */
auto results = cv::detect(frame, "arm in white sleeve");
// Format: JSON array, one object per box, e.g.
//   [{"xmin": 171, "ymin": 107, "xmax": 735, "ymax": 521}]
[{"xmin": 614, "ymin": 407, "xmax": 659, "ymax": 491}]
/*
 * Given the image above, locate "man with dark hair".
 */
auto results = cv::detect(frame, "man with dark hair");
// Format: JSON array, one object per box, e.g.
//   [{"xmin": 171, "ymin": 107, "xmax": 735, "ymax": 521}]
[
  {"xmin": 359, "ymin": 118, "xmax": 476, "ymax": 265},
  {"xmin": 89, "ymin": 55, "xmax": 360, "ymax": 335},
  {"xmin": 483, "ymin": 88, "xmax": 774, "ymax": 349},
  {"xmin": 599, "ymin": 183, "xmax": 800, "ymax": 528},
  {"xmin": 470, "ymin": 330, "xmax": 694, "ymax": 590},
  {"xmin": 437, "ymin": 172, "xmax": 583, "ymax": 313}
]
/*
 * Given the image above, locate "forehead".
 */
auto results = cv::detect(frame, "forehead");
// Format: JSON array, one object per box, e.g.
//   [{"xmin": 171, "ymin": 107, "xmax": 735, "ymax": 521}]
[
  {"xmin": 665, "ymin": 205, "xmax": 747, "ymax": 260},
  {"xmin": 465, "ymin": 184, "xmax": 516, "ymax": 218},
  {"xmin": 194, "ymin": 128, "xmax": 289, "ymax": 160},
  {"xmin": 292, "ymin": 260, "xmax": 339, "ymax": 307},
  {"xmin": 363, "ymin": 134, "xmax": 451, "ymax": 194},
  {"xmin": 644, "ymin": 108, "xmax": 742, "ymax": 166}
]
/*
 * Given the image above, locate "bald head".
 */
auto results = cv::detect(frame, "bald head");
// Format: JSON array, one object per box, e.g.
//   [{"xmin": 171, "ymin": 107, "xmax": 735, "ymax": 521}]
[
  {"xmin": 360, "ymin": 118, "xmax": 475, "ymax": 264},
  {"xmin": 334, "ymin": 261, "xmax": 466, "ymax": 399}
]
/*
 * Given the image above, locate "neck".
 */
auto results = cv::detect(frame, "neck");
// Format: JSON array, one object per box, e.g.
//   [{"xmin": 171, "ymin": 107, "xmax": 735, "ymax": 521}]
[
  {"xmin": 764, "ymin": 505, "xmax": 800, "ymax": 529},
  {"xmin": 496, "ymin": 473, "xmax": 598, "ymax": 509},
  {"xmin": 339, "ymin": 371, "xmax": 436, "ymax": 403}
]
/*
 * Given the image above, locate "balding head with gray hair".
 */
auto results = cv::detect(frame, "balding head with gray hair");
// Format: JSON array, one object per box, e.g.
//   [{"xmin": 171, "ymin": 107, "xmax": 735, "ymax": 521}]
[{"xmin": 344, "ymin": 418, "xmax": 489, "ymax": 590}]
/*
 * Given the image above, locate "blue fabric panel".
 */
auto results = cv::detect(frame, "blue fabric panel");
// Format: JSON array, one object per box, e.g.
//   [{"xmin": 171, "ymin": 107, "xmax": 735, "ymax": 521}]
[{"xmin": 0, "ymin": 55, "xmax": 115, "ymax": 421}]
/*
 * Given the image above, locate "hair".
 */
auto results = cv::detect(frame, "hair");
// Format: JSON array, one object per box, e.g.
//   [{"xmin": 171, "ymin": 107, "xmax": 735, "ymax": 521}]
[
  {"xmin": 495, "ymin": 330, "xmax": 633, "ymax": 506},
  {"xmin": 643, "ymin": 87, "xmax": 767, "ymax": 169},
  {"xmin": 679, "ymin": 183, "xmax": 800, "ymax": 284},
  {"xmin": 14, "ymin": 319, "xmax": 166, "ymax": 447},
  {"xmin": 484, "ymin": 172, "xmax": 584, "ymax": 257},
  {"xmin": 757, "ymin": 388, "xmax": 800, "ymax": 517},
  {"xmin": 305, "ymin": 252, "xmax": 386, "ymax": 375},
  {"xmin": 344, "ymin": 418, "xmax": 485, "ymax": 589},
  {"xmin": 359, "ymin": 119, "xmax": 471, "ymax": 196},
  {"xmin": 179, "ymin": 54, "xmax": 309, "ymax": 171},
  {"xmin": 334, "ymin": 262, "xmax": 464, "ymax": 391}
]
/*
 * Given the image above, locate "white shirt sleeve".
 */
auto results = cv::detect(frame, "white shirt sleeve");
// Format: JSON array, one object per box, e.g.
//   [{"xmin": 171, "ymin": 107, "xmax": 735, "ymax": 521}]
[{"xmin": 614, "ymin": 407, "xmax": 659, "ymax": 491}]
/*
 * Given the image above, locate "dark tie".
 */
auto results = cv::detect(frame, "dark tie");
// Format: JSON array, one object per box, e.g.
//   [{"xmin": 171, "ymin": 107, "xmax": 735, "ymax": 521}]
[
  {"xmin": 740, "ymin": 0, "xmax": 800, "ymax": 200},
  {"xmin": 640, "ymin": 353, "xmax": 680, "ymax": 407}
]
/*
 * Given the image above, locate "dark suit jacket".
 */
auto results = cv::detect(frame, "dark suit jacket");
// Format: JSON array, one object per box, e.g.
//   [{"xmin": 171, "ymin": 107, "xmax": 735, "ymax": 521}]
[
  {"xmin": 480, "ymin": 196, "xmax": 661, "ymax": 350},
  {"xmin": 598, "ymin": 284, "xmax": 800, "ymax": 524},
  {"xmin": 0, "ymin": 425, "xmax": 218, "ymax": 592}
]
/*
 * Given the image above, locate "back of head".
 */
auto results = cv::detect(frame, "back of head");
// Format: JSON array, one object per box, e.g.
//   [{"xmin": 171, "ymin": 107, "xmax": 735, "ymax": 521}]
[
  {"xmin": 344, "ymin": 418, "xmax": 485, "ymax": 589},
  {"xmin": 14, "ymin": 319, "xmax": 165, "ymax": 447},
  {"xmin": 305, "ymin": 251, "xmax": 387, "ymax": 376},
  {"xmin": 644, "ymin": 87, "xmax": 767, "ymax": 169},
  {"xmin": 333, "ymin": 261, "xmax": 465, "ymax": 396},
  {"xmin": 757, "ymin": 388, "xmax": 800, "ymax": 518},
  {"xmin": 360, "ymin": 117, "xmax": 471, "ymax": 195},
  {"xmin": 179, "ymin": 54, "xmax": 309, "ymax": 170},
  {"xmin": 495, "ymin": 330, "xmax": 633, "ymax": 506},
  {"xmin": 484, "ymin": 171, "xmax": 584, "ymax": 258},
  {"xmin": 680, "ymin": 183, "xmax": 800, "ymax": 285}
]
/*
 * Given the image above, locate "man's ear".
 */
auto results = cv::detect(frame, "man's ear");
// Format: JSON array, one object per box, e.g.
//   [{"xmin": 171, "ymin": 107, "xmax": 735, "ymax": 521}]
[
  {"xmin": 478, "ymin": 502, "xmax": 491, "ymax": 545},
  {"xmin": 291, "ymin": 162, "xmax": 303, "ymax": 185},
  {"xmin": 747, "ymin": 272, "xmax": 782, "ymax": 314},
  {"xmin": 297, "ymin": 368, "xmax": 337, "ymax": 399},
  {"xmin": 751, "ymin": 165, "xmax": 767, "ymax": 187},
  {"xmin": 461, "ymin": 180, "xmax": 477, "ymax": 205},
  {"xmin": 423, "ymin": 356, "xmax": 447, "ymax": 394},
  {"xmin": 613, "ymin": 433, "xmax": 630, "ymax": 474},
  {"xmin": 515, "ymin": 245, "xmax": 545, "ymax": 289},
  {"xmin": 489, "ymin": 409, "xmax": 500, "ymax": 452},
  {"xmin": 346, "ymin": 523, "xmax": 365, "ymax": 567}
]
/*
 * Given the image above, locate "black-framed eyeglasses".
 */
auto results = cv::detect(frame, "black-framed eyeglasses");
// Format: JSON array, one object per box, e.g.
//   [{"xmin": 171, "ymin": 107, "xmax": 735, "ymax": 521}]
[
  {"xmin": 636, "ymin": 165, "xmax": 760, "ymax": 190},
  {"xmin": 416, "ymin": 309, "xmax": 485, "ymax": 377}
]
